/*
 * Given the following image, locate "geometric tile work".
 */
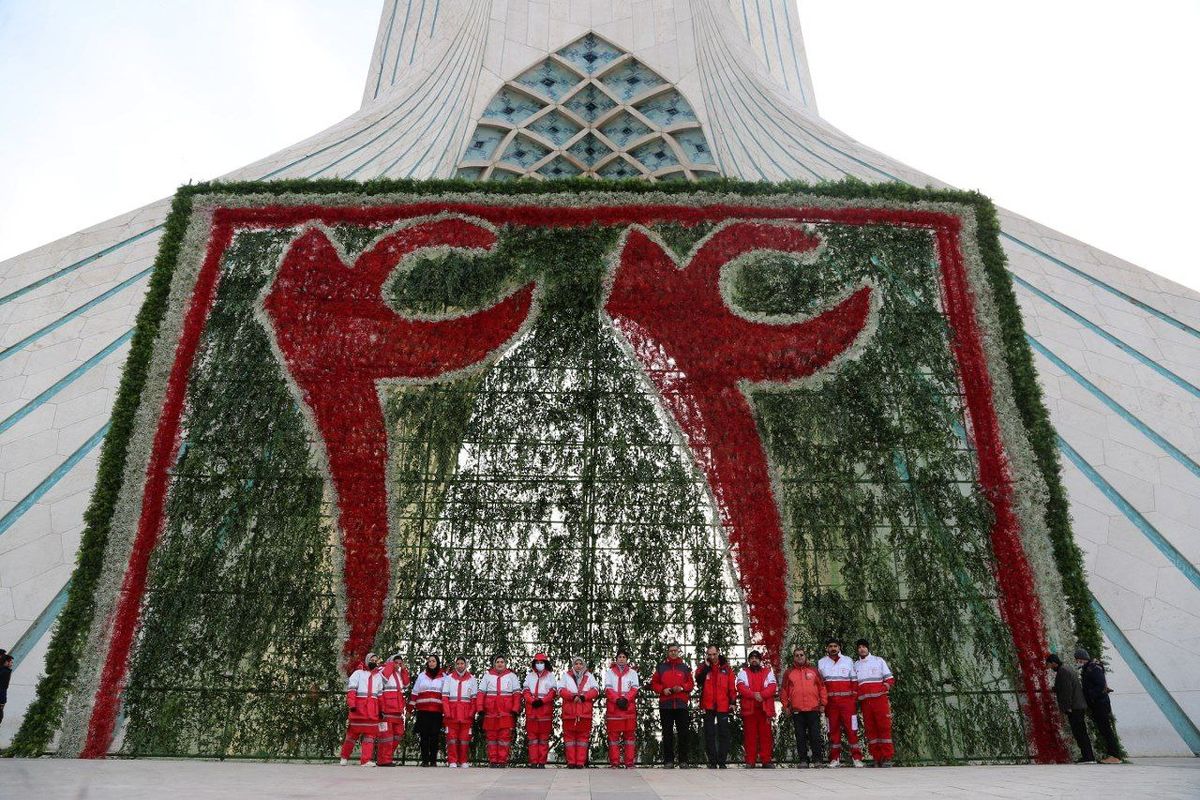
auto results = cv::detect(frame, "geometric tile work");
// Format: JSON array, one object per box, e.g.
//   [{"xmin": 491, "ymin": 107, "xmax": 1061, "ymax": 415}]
[{"xmin": 457, "ymin": 33, "xmax": 720, "ymax": 182}]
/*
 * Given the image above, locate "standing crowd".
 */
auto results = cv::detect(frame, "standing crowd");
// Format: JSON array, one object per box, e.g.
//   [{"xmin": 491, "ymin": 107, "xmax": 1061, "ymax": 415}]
[{"xmin": 339, "ymin": 638, "xmax": 897, "ymax": 769}]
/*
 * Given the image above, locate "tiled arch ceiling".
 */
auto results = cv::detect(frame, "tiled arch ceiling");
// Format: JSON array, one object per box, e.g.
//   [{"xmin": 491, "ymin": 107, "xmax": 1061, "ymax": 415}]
[{"xmin": 457, "ymin": 33, "xmax": 721, "ymax": 182}]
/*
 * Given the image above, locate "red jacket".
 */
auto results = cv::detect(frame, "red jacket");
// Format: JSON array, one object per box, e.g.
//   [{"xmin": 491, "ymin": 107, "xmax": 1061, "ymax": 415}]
[
  {"xmin": 736, "ymin": 666, "xmax": 778, "ymax": 718},
  {"xmin": 559, "ymin": 670, "xmax": 599, "ymax": 723},
  {"xmin": 650, "ymin": 657, "xmax": 694, "ymax": 709},
  {"xmin": 695, "ymin": 659, "xmax": 736, "ymax": 712},
  {"xmin": 379, "ymin": 662, "xmax": 410, "ymax": 716},
  {"xmin": 441, "ymin": 670, "xmax": 478, "ymax": 723},
  {"xmin": 780, "ymin": 664, "xmax": 826, "ymax": 713}
]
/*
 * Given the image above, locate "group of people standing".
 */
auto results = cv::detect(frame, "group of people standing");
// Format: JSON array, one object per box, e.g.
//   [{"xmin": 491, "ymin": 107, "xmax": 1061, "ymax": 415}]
[{"xmin": 339, "ymin": 638, "xmax": 896, "ymax": 769}]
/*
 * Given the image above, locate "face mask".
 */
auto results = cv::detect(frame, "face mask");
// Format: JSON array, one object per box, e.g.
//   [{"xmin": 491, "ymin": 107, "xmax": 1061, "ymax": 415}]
[
  {"xmin": 535, "ymin": 662, "xmax": 545, "ymax": 672},
  {"xmin": 367, "ymin": 661, "xmax": 378, "ymax": 670}
]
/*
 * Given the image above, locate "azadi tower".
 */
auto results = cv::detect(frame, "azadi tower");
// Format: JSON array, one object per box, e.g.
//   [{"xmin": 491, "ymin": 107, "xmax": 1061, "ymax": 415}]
[{"xmin": 1, "ymin": 0, "xmax": 1196, "ymax": 756}]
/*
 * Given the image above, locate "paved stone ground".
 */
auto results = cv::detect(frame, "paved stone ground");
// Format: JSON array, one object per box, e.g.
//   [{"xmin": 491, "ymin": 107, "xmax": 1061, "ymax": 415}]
[{"xmin": 1, "ymin": 758, "xmax": 1197, "ymax": 799}]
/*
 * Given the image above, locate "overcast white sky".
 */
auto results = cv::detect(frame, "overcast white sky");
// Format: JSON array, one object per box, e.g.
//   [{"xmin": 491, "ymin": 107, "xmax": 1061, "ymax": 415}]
[{"xmin": 1, "ymin": 1, "xmax": 1197, "ymax": 292}]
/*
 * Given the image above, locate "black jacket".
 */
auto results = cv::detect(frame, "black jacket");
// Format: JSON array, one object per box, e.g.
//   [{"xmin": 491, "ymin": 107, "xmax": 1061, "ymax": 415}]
[
  {"xmin": 1081, "ymin": 660, "xmax": 1111, "ymax": 709},
  {"xmin": 1053, "ymin": 664, "xmax": 1086, "ymax": 712}
]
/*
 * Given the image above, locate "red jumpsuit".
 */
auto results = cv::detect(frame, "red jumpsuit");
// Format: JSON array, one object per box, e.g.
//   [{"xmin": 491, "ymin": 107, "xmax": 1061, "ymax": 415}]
[
  {"xmin": 603, "ymin": 664, "xmax": 640, "ymax": 767},
  {"xmin": 441, "ymin": 669, "xmax": 478, "ymax": 766},
  {"xmin": 855, "ymin": 654, "xmax": 896, "ymax": 763},
  {"xmin": 375, "ymin": 662, "xmax": 410, "ymax": 766},
  {"xmin": 522, "ymin": 668, "xmax": 558, "ymax": 765},
  {"xmin": 477, "ymin": 667, "xmax": 522, "ymax": 765},
  {"xmin": 341, "ymin": 666, "xmax": 383, "ymax": 764},
  {"xmin": 559, "ymin": 669, "xmax": 600, "ymax": 766},
  {"xmin": 735, "ymin": 665, "xmax": 778, "ymax": 766},
  {"xmin": 818, "ymin": 654, "xmax": 862, "ymax": 763}
]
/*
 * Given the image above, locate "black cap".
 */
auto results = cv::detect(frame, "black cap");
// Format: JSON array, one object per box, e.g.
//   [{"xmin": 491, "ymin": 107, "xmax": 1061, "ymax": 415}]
[
  {"xmin": 1074, "ymin": 648, "xmax": 1090, "ymax": 661},
  {"xmin": 1045, "ymin": 654, "xmax": 1062, "ymax": 666}
]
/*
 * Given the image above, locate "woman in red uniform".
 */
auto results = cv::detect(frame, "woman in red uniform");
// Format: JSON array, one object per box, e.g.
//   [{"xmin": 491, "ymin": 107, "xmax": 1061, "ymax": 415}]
[
  {"xmin": 603, "ymin": 649, "xmax": 640, "ymax": 769},
  {"xmin": 340, "ymin": 653, "xmax": 382, "ymax": 766},
  {"xmin": 441, "ymin": 656, "xmax": 478, "ymax": 768},
  {"xmin": 559, "ymin": 656, "xmax": 599, "ymax": 769},
  {"xmin": 477, "ymin": 655, "xmax": 522, "ymax": 767},
  {"xmin": 375, "ymin": 652, "xmax": 410, "ymax": 767},
  {"xmin": 522, "ymin": 653, "xmax": 557, "ymax": 768}
]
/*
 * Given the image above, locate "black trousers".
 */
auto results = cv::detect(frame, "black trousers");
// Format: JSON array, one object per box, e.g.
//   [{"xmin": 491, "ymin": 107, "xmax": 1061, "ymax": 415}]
[
  {"xmin": 1067, "ymin": 709, "xmax": 1096, "ymax": 762},
  {"xmin": 790, "ymin": 710, "xmax": 823, "ymax": 764},
  {"xmin": 415, "ymin": 710, "xmax": 444, "ymax": 764},
  {"xmin": 702, "ymin": 710, "xmax": 731, "ymax": 766},
  {"xmin": 660, "ymin": 707, "xmax": 690, "ymax": 764},
  {"xmin": 1089, "ymin": 704, "xmax": 1120, "ymax": 758}
]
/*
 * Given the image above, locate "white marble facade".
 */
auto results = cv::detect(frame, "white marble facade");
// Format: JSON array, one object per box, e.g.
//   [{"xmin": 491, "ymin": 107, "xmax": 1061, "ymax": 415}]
[{"xmin": 1, "ymin": 0, "xmax": 1196, "ymax": 756}]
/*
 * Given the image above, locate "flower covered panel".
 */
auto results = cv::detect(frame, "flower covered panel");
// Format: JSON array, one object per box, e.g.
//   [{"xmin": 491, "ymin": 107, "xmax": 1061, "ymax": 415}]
[{"xmin": 58, "ymin": 182, "xmax": 1078, "ymax": 768}]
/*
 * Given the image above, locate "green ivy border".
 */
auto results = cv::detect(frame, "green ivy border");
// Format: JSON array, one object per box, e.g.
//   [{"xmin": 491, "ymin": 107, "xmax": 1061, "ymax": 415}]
[{"xmin": 7, "ymin": 177, "xmax": 1099, "ymax": 757}]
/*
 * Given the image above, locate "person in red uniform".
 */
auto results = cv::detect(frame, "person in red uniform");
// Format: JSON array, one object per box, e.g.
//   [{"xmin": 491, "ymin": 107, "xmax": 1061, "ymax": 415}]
[
  {"xmin": 441, "ymin": 656, "xmax": 478, "ymax": 768},
  {"xmin": 559, "ymin": 656, "xmax": 599, "ymax": 769},
  {"xmin": 650, "ymin": 641, "xmax": 695, "ymax": 768},
  {"xmin": 477, "ymin": 654, "xmax": 522, "ymax": 767},
  {"xmin": 375, "ymin": 652, "xmax": 411, "ymax": 767},
  {"xmin": 695, "ymin": 644, "xmax": 736, "ymax": 769},
  {"xmin": 817, "ymin": 638, "xmax": 863, "ymax": 767},
  {"xmin": 340, "ymin": 653, "xmax": 382, "ymax": 766},
  {"xmin": 854, "ymin": 639, "xmax": 896, "ymax": 767},
  {"xmin": 780, "ymin": 646, "xmax": 827, "ymax": 768},
  {"xmin": 735, "ymin": 650, "xmax": 778, "ymax": 768},
  {"xmin": 603, "ymin": 649, "xmax": 640, "ymax": 768},
  {"xmin": 522, "ymin": 653, "xmax": 557, "ymax": 768}
]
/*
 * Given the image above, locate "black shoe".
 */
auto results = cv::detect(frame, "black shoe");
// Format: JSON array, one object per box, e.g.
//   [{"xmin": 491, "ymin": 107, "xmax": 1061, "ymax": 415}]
[
  {"xmin": 761, "ymin": 763, "xmax": 775, "ymax": 769},
  {"xmin": 799, "ymin": 762, "xmax": 810, "ymax": 769},
  {"xmin": 664, "ymin": 763, "xmax": 676, "ymax": 769},
  {"xmin": 707, "ymin": 764, "xmax": 718, "ymax": 769},
  {"xmin": 377, "ymin": 763, "xmax": 396, "ymax": 768},
  {"xmin": 880, "ymin": 760, "xmax": 894, "ymax": 768},
  {"xmin": 718, "ymin": 763, "xmax": 727, "ymax": 769}
]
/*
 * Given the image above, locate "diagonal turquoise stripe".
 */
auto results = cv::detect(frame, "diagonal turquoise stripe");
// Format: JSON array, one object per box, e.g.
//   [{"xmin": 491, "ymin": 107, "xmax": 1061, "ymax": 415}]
[
  {"xmin": 0, "ymin": 268, "xmax": 151, "ymax": 363},
  {"xmin": 7, "ymin": 579, "xmax": 71, "ymax": 669},
  {"xmin": 1029, "ymin": 334, "xmax": 1200, "ymax": 481},
  {"xmin": 1013, "ymin": 273, "xmax": 1200, "ymax": 401},
  {"xmin": 0, "ymin": 329, "xmax": 134, "ymax": 436},
  {"xmin": 0, "ymin": 226, "xmax": 161, "ymax": 308},
  {"xmin": 1091, "ymin": 596, "xmax": 1200, "ymax": 755},
  {"xmin": 0, "ymin": 422, "xmax": 110, "ymax": 538},
  {"xmin": 1058, "ymin": 435, "xmax": 1200, "ymax": 591},
  {"xmin": 1004, "ymin": 233, "xmax": 1200, "ymax": 341}
]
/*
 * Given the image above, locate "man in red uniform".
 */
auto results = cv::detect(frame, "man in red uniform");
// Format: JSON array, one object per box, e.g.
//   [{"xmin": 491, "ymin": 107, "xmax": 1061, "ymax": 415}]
[
  {"xmin": 441, "ymin": 656, "xmax": 478, "ymax": 768},
  {"xmin": 522, "ymin": 653, "xmax": 557, "ymax": 768},
  {"xmin": 340, "ymin": 653, "xmax": 382, "ymax": 766},
  {"xmin": 603, "ymin": 649, "xmax": 640, "ymax": 768},
  {"xmin": 477, "ymin": 655, "xmax": 522, "ymax": 767},
  {"xmin": 695, "ymin": 644, "xmax": 736, "ymax": 769},
  {"xmin": 650, "ymin": 642, "xmax": 695, "ymax": 768},
  {"xmin": 735, "ymin": 650, "xmax": 778, "ymax": 768},
  {"xmin": 854, "ymin": 639, "xmax": 896, "ymax": 767},
  {"xmin": 818, "ymin": 638, "xmax": 863, "ymax": 767},
  {"xmin": 559, "ymin": 656, "xmax": 599, "ymax": 769},
  {"xmin": 375, "ymin": 652, "xmax": 410, "ymax": 767}
]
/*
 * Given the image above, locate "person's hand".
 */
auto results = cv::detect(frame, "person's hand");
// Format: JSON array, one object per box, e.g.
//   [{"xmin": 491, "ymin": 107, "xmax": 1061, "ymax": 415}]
[
  {"xmin": 616, "ymin": 697, "xmax": 629, "ymax": 710},
  {"xmin": 532, "ymin": 698, "xmax": 544, "ymax": 709},
  {"xmin": 575, "ymin": 694, "xmax": 585, "ymax": 703},
  {"xmin": 754, "ymin": 692, "xmax": 763, "ymax": 702},
  {"xmin": 818, "ymin": 705, "xmax": 824, "ymax": 713}
]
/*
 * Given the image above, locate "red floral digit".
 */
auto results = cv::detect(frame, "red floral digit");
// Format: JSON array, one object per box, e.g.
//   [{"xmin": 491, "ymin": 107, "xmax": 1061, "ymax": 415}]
[
  {"xmin": 262, "ymin": 217, "xmax": 535, "ymax": 668},
  {"xmin": 605, "ymin": 221, "xmax": 875, "ymax": 659}
]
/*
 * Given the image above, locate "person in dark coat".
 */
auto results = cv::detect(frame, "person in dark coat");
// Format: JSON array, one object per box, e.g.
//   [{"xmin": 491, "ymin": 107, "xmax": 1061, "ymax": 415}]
[
  {"xmin": 1076, "ymin": 649, "xmax": 1122, "ymax": 763},
  {"xmin": 1046, "ymin": 653, "xmax": 1096, "ymax": 763},
  {"xmin": 0, "ymin": 650, "xmax": 12, "ymax": 729}
]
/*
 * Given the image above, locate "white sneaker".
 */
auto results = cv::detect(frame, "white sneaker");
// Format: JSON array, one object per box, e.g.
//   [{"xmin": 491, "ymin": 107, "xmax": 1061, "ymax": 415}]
[
  {"xmin": 360, "ymin": 761, "xmax": 376, "ymax": 768},
  {"xmin": 828, "ymin": 760, "xmax": 841, "ymax": 768},
  {"xmin": 852, "ymin": 759, "xmax": 865, "ymax": 768},
  {"xmin": 339, "ymin": 758, "xmax": 349, "ymax": 766},
  {"xmin": 449, "ymin": 763, "xmax": 459, "ymax": 768},
  {"xmin": 460, "ymin": 762, "xmax": 471, "ymax": 769}
]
